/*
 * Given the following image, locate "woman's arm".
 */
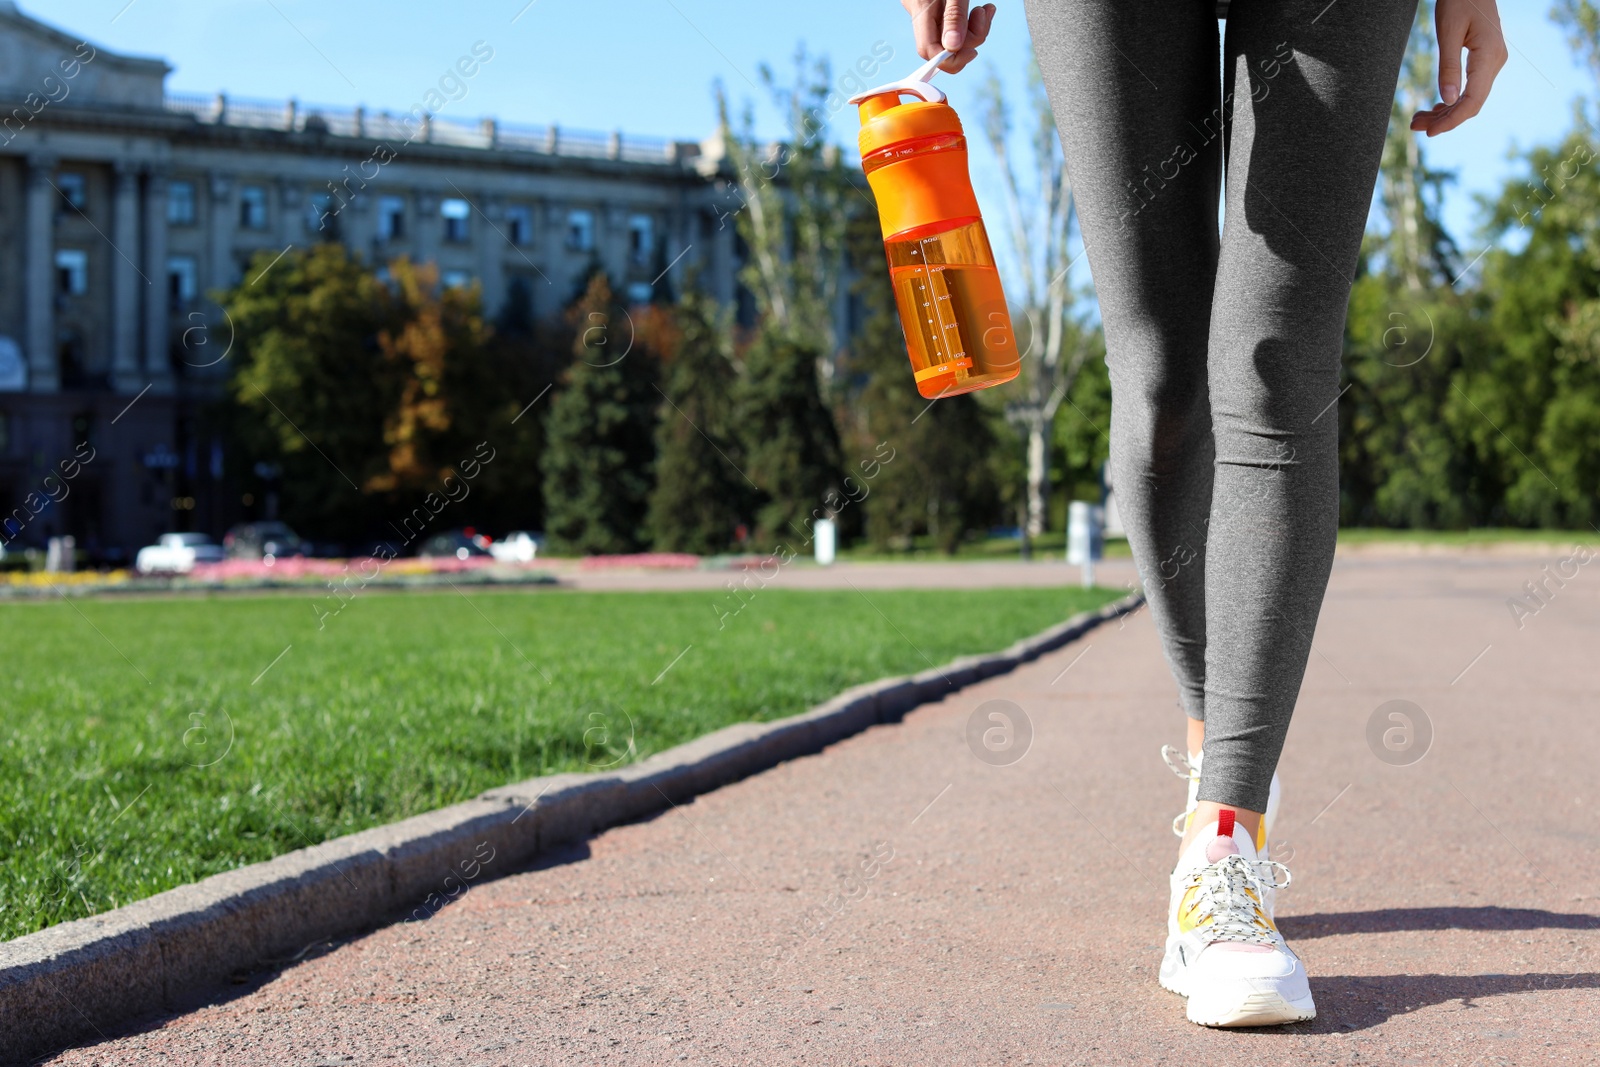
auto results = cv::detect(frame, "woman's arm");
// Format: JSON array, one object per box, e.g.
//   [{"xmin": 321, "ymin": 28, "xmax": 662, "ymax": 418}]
[
  {"xmin": 1409, "ymin": 0, "xmax": 1508, "ymax": 136},
  {"xmin": 900, "ymin": 0, "xmax": 997, "ymax": 73}
]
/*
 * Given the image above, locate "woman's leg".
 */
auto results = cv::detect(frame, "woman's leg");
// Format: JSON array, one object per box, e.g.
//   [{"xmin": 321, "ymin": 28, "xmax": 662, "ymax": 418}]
[
  {"xmin": 1193, "ymin": 0, "xmax": 1417, "ymax": 815},
  {"xmin": 1024, "ymin": 0, "xmax": 1223, "ymax": 737}
]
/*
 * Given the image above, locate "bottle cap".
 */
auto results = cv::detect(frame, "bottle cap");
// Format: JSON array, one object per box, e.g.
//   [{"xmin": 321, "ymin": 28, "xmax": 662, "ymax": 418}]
[{"xmin": 848, "ymin": 49, "xmax": 953, "ymax": 107}]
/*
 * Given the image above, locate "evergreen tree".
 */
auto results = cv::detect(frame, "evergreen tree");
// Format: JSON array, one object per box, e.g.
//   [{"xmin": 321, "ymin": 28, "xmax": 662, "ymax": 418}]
[
  {"xmin": 542, "ymin": 276, "xmax": 660, "ymax": 555},
  {"xmin": 845, "ymin": 215, "xmax": 1003, "ymax": 553},
  {"xmin": 648, "ymin": 290, "xmax": 751, "ymax": 553},
  {"xmin": 735, "ymin": 327, "xmax": 845, "ymax": 547}
]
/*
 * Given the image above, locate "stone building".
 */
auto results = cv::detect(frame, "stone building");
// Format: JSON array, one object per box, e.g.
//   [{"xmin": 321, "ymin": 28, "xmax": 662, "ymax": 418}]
[{"xmin": 0, "ymin": 1, "xmax": 743, "ymax": 559}]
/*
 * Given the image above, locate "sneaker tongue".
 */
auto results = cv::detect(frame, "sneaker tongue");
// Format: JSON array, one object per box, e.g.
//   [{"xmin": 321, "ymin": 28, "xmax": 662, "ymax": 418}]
[
  {"xmin": 1176, "ymin": 812, "xmax": 1257, "ymax": 874},
  {"xmin": 1205, "ymin": 834, "xmax": 1241, "ymax": 864}
]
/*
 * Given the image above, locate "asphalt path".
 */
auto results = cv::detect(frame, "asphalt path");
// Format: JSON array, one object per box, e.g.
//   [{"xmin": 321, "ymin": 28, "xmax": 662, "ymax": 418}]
[{"xmin": 44, "ymin": 550, "xmax": 1600, "ymax": 1065}]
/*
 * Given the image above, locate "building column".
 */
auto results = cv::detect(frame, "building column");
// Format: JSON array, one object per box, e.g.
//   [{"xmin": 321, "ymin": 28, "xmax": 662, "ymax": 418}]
[
  {"xmin": 476, "ymin": 193, "xmax": 506, "ymax": 318},
  {"xmin": 25, "ymin": 153, "xmax": 58, "ymax": 392},
  {"xmin": 413, "ymin": 190, "xmax": 438, "ymax": 266},
  {"xmin": 341, "ymin": 182, "xmax": 374, "ymax": 264},
  {"xmin": 669, "ymin": 203, "xmax": 695, "ymax": 296},
  {"xmin": 143, "ymin": 167, "xmax": 173, "ymax": 388},
  {"xmin": 275, "ymin": 178, "xmax": 301, "ymax": 247},
  {"xmin": 208, "ymin": 169, "xmax": 236, "ymax": 292},
  {"xmin": 112, "ymin": 162, "xmax": 143, "ymax": 391}
]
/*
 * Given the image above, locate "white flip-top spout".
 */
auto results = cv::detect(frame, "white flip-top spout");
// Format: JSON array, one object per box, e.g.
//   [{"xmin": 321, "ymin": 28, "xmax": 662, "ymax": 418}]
[{"xmin": 847, "ymin": 49, "xmax": 955, "ymax": 106}]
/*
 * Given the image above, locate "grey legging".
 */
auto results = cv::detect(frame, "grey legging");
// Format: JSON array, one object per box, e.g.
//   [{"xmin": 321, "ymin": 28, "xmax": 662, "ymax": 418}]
[{"xmin": 1026, "ymin": 0, "xmax": 1417, "ymax": 811}]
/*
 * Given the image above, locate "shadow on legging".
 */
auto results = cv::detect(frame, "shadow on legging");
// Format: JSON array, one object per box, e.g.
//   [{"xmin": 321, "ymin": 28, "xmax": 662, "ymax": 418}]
[{"xmin": 1278, "ymin": 906, "xmax": 1600, "ymax": 940}]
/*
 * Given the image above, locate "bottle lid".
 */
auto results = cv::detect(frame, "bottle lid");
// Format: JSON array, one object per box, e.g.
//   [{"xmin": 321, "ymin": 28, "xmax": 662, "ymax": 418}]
[
  {"xmin": 857, "ymin": 99, "xmax": 964, "ymax": 158},
  {"xmin": 853, "ymin": 49, "xmax": 963, "ymax": 157}
]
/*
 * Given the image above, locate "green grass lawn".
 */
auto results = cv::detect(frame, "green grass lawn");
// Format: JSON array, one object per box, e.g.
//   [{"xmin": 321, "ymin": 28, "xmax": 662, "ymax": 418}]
[
  {"xmin": 1333, "ymin": 527, "xmax": 1594, "ymax": 547},
  {"xmin": 0, "ymin": 583, "xmax": 1119, "ymax": 942}
]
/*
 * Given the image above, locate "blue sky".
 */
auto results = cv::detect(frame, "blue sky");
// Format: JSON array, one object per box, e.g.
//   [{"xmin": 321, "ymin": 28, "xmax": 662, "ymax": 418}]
[{"xmin": 43, "ymin": 0, "xmax": 1595, "ymax": 251}]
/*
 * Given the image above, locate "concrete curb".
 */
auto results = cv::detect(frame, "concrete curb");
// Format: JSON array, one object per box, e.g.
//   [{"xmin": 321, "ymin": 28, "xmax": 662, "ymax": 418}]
[{"xmin": 0, "ymin": 593, "xmax": 1140, "ymax": 1063}]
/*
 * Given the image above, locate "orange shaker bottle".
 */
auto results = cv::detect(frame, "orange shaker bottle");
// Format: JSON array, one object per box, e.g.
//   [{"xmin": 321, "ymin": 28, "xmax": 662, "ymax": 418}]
[{"xmin": 851, "ymin": 50, "xmax": 1020, "ymax": 399}]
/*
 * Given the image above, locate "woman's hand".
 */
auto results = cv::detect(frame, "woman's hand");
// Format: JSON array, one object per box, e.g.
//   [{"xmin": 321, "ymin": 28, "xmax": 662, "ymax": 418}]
[
  {"xmin": 901, "ymin": 0, "xmax": 997, "ymax": 73},
  {"xmin": 1409, "ymin": 0, "xmax": 1507, "ymax": 137}
]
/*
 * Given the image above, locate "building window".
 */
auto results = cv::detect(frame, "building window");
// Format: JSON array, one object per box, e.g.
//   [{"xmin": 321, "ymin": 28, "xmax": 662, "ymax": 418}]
[
  {"xmin": 307, "ymin": 193, "xmax": 339, "ymax": 237},
  {"xmin": 504, "ymin": 205, "xmax": 532, "ymax": 246},
  {"xmin": 378, "ymin": 195, "xmax": 406, "ymax": 240},
  {"xmin": 441, "ymin": 270, "xmax": 472, "ymax": 289},
  {"xmin": 567, "ymin": 209, "xmax": 594, "ymax": 251},
  {"xmin": 628, "ymin": 214, "xmax": 654, "ymax": 266},
  {"xmin": 168, "ymin": 180, "xmax": 197, "ymax": 225},
  {"xmin": 167, "ymin": 256, "xmax": 198, "ymax": 310},
  {"xmin": 239, "ymin": 185, "xmax": 268, "ymax": 230},
  {"xmin": 441, "ymin": 198, "xmax": 470, "ymax": 243},
  {"xmin": 55, "ymin": 249, "xmax": 88, "ymax": 295},
  {"xmin": 57, "ymin": 172, "xmax": 87, "ymax": 213},
  {"xmin": 625, "ymin": 281, "xmax": 653, "ymax": 306}
]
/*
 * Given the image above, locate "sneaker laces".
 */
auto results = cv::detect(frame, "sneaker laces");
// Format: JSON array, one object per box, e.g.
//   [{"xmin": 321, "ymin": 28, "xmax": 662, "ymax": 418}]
[
  {"xmin": 1180, "ymin": 853, "xmax": 1293, "ymax": 946},
  {"xmin": 1161, "ymin": 744, "xmax": 1195, "ymax": 780},
  {"xmin": 1162, "ymin": 745, "xmax": 1197, "ymax": 836}
]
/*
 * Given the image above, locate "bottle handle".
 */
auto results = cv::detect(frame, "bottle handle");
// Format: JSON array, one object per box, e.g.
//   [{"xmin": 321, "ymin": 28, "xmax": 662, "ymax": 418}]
[{"xmin": 847, "ymin": 49, "xmax": 954, "ymax": 106}]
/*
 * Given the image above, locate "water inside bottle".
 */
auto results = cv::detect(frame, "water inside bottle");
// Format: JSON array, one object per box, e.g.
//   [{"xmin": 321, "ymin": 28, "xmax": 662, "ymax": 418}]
[{"xmin": 884, "ymin": 217, "xmax": 1019, "ymax": 399}]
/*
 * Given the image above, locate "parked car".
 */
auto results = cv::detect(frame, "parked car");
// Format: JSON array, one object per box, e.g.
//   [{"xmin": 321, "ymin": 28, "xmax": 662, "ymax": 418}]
[
  {"xmin": 222, "ymin": 521, "xmax": 304, "ymax": 561},
  {"xmin": 416, "ymin": 529, "xmax": 491, "ymax": 560},
  {"xmin": 135, "ymin": 533, "xmax": 225, "ymax": 574},
  {"xmin": 488, "ymin": 530, "xmax": 541, "ymax": 563}
]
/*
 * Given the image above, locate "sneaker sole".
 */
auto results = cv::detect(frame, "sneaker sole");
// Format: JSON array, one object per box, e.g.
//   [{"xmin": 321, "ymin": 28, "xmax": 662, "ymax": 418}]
[
  {"xmin": 1186, "ymin": 989, "xmax": 1316, "ymax": 1028},
  {"xmin": 1160, "ymin": 941, "xmax": 1316, "ymax": 1028}
]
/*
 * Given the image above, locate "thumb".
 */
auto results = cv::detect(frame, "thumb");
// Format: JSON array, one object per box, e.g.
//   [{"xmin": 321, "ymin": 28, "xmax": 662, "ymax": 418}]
[{"xmin": 942, "ymin": 0, "xmax": 969, "ymax": 52}]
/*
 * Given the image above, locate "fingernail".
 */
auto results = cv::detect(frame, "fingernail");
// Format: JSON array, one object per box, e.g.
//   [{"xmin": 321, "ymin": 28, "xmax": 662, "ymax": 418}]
[
  {"xmin": 1442, "ymin": 83, "xmax": 1459, "ymax": 105},
  {"xmin": 943, "ymin": 30, "xmax": 962, "ymax": 50}
]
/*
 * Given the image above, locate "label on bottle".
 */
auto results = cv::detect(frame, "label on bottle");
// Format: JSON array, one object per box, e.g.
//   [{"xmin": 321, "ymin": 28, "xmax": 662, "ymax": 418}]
[{"xmin": 914, "ymin": 356, "xmax": 973, "ymax": 383}]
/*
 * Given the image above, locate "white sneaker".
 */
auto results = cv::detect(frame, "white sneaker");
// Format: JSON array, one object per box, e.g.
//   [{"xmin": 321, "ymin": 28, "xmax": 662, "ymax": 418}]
[
  {"xmin": 1162, "ymin": 745, "xmax": 1280, "ymax": 853},
  {"xmin": 1159, "ymin": 810, "xmax": 1315, "ymax": 1027}
]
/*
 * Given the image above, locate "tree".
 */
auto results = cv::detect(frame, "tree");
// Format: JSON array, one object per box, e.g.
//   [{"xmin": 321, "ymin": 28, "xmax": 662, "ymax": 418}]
[
  {"xmin": 714, "ymin": 47, "xmax": 855, "ymax": 362},
  {"xmin": 542, "ymin": 276, "xmax": 661, "ymax": 555},
  {"xmin": 1552, "ymin": 0, "xmax": 1600, "ymax": 121},
  {"xmin": 1373, "ymin": 0, "xmax": 1462, "ymax": 291},
  {"xmin": 366, "ymin": 259, "xmax": 494, "ymax": 493},
  {"xmin": 735, "ymin": 329, "xmax": 845, "ymax": 547},
  {"xmin": 1472, "ymin": 129, "xmax": 1600, "ymax": 527},
  {"xmin": 976, "ymin": 62, "xmax": 1097, "ymax": 545},
  {"xmin": 648, "ymin": 289, "xmax": 752, "ymax": 553},
  {"xmin": 225, "ymin": 245, "xmax": 395, "ymax": 539},
  {"xmin": 715, "ymin": 49, "xmax": 858, "ymax": 546},
  {"xmin": 223, "ymin": 247, "xmax": 548, "ymax": 543},
  {"xmin": 845, "ymin": 213, "xmax": 1003, "ymax": 552},
  {"xmin": 1337, "ymin": 3, "xmax": 1483, "ymax": 528}
]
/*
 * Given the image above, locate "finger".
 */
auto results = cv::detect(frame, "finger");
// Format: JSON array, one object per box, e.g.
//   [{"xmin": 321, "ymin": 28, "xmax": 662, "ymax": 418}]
[
  {"xmin": 1427, "ymin": 30, "xmax": 1507, "ymax": 135},
  {"xmin": 938, "ymin": 4, "xmax": 992, "ymax": 72},
  {"xmin": 966, "ymin": 3, "xmax": 995, "ymax": 47},
  {"xmin": 941, "ymin": 46, "xmax": 979, "ymax": 73},
  {"xmin": 1409, "ymin": 99, "xmax": 1448, "ymax": 131},
  {"xmin": 1435, "ymin": 4, "xmax": 1467, "ymax": 105},
  {"xmin": 905, "ymin": 0, "xmax": 944, "ymax": 60},
  {"xmin": 941, "ymin": 0, "xmax": 970, "ymax": 53}
]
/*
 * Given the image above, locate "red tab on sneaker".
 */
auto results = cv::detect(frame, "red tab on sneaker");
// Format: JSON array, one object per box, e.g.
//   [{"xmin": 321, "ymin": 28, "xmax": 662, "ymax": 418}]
[{"xmin": 1216, "ymin": 808, "xmax": 1235, "ymax": 840}]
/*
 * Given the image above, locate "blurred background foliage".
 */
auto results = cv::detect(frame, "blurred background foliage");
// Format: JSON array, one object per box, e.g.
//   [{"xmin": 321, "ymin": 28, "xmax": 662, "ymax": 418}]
[{"xmin": 218, "ymin": 3, "xmax": 1600, "ymax": 555}]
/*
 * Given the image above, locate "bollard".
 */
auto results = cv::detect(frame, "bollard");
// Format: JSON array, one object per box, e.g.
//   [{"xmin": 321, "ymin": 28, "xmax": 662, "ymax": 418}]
[
  {"xmin": 814, "ymin": 518, "xmax": 836, "ymax": 566},
  {"xmin": 1066, "ymin": 502, "xmax": 1102, "ymax": 588},
  {"xmin": 45, "ymin": 535, "xmax": 76, "ymax": 573}
]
